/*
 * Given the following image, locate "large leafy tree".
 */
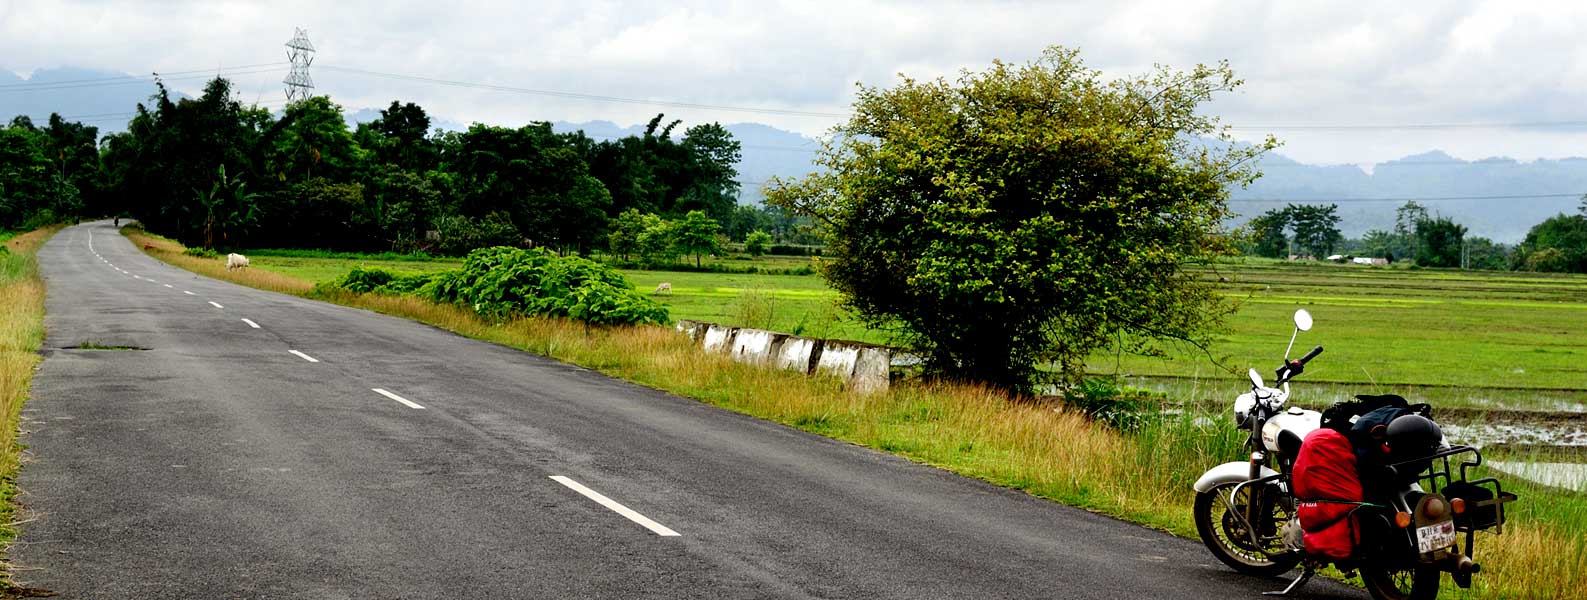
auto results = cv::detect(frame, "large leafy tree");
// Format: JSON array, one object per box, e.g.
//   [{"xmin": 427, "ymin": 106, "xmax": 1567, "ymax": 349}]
[
  {"xmin": 1394, "ymin": 200, "xmax": 1430, "ymax": 262},
  {"xmin": 1515, "ymin": 213, "xmax": 1587, "ymax": 273},
  {"xmin": 102, "ymin": 78, "xmax": 271, "ymax": 244},
  {"xmin": 1287, "ymin": 203, "xmax": 1343, "ymax": 258},
  {"xmin": 446, "ymin": 123, "xmax": 610, "ymax": 253},
  {"xmin": 269, "ymin": 96, "xmax": 368, "ymax": 182},
  {"xmin": 1414, "ymin": 216, "xmax": 1467, "ymax": 268},
  {"xmin": 355, "ymin": 100, "xmax": 437, "ymax": 172},
  {"xmin": 1246, "ymin": 208, "xmax": 1291, "ymax": 258},
  {"xmin": 768, "ymin": 46, "xmax": 1272, "ymax": 391},
  {"xmin": 678, "ymin": 123, "xmax": 742, "ymax": 221},
  {"xmin": 0, "ymin": 124, "xmax": 54, "ymax": 227}
]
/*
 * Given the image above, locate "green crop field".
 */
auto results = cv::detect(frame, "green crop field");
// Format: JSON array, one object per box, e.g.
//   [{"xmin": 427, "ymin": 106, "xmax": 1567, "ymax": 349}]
[{"xmin": 246, "ymin": 252, "xmax": 1587, "ymax": 413}]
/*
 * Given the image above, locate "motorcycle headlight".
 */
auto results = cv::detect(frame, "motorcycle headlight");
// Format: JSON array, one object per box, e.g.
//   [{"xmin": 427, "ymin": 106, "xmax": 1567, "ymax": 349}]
[{"xmin": 1234, "ymin": 393, "xmax": 1257, "ymax": 429}]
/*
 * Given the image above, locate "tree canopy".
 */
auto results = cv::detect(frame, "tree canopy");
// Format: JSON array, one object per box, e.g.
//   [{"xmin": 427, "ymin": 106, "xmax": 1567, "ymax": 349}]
[
  {"xmin": 4, "ymin": 77, "xmax": 758, "ymax": 256},
  {"xmin": 768, "ymin": 46, "xmax": 1273, "ymax": 391}
]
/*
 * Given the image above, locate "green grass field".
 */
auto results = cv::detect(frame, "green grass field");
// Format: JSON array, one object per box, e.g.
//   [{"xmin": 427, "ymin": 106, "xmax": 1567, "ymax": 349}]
[{"xmin": 246, "ymin": 252, "xmax": 1587, "ymax": 412}]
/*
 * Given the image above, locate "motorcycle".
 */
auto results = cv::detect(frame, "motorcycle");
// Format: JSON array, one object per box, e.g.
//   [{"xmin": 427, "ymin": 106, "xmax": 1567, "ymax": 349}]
[{"xmin": 1192, "ymin": 309, "xmax": 1517, "ymax": 599}]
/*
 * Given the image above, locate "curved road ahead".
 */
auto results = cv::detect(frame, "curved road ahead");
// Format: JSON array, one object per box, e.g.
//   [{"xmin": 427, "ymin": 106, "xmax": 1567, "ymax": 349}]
[{"xmin": 16, "ymin": 221, "xmax": 1363, "ymax": 598}]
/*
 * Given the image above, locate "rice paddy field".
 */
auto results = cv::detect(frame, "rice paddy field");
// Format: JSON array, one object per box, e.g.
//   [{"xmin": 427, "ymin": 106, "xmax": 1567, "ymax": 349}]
[{"xmin": 246, "ymin": 252, "xmax": 1587, "ymax": 414}]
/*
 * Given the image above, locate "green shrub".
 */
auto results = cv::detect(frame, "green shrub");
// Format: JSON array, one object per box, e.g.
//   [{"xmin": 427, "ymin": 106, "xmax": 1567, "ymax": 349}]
[
  {"xmin": 1063, "ymin": 378, "xmax": 1162, "ymax": 433},
  {"xmin": 330, "ymin": 247, "xmax": 667, "ymax": 326},
  {"xmin": 334, "ymin": 267, "xmax": 397, "ymax": 293},
  {"xmin": 744, "ymin": 230, "xmax": 773, "ymax": 257},
  {"xmin": 19, "ymin": 210, "xmax": 59, "ymax": 231},
  {"xmin": 332, "ymin": 267, "xmax": 451, "ymax": 295},
  {"xmin": 183, "ymin": 247, "xmax": 220, "ymax": 259}
]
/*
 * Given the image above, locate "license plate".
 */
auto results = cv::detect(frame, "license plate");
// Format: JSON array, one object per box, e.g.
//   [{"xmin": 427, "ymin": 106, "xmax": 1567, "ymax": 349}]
[{"xmin": 1417, "ymin": 520, "xmax": 1457, "ymax": 553}]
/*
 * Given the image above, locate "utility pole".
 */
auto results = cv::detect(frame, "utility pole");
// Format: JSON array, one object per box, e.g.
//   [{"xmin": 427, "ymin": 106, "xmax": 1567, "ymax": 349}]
[{"xmin": 283, "ymin": 28, "xmax": 316, "ymax": 103}]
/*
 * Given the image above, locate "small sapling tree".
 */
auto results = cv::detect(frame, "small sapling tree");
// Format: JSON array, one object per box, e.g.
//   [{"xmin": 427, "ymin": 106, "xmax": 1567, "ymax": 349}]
[
  {"xmin": 744, "ymin": 230, "xmax": 772, "ymax": 257},
  {"xmin": 672, "ymin": 210, "xmax": 722, "ymax": 268}
]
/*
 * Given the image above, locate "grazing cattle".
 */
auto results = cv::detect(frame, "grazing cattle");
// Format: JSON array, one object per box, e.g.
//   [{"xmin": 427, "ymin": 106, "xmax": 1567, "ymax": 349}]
[
  {"xmin": 226, "ymin": 253, "xmax": 250, "ymax": 271},
  {"xmin": 654, "ymin": 282, "xmax": 672, "ymax": 294}
]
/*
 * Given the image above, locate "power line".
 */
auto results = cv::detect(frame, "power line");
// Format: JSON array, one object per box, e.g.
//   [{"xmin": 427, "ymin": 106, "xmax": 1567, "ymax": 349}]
[
  {"xmin": 1228, "ymin": 192, "xmax": 1583, "ymax": 203},
  {"xmin": 317, "ymin": 64, "xmax": 849, "ymax": 119},
  {"xmin": 1228, "ymin": 120, "xmax": 1587, "ymax": 132},
  {"xmin": 0, "ymin": 64, "xmax": 289, "ymax": 93},
  {"xmin": 0, "ymin": 62, "xmax": 289, "ymax": 90}
]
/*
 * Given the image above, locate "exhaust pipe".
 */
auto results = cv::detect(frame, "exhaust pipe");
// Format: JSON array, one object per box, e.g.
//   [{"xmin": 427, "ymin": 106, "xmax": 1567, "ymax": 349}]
[{"xmin": 1447, "ymin": 553, "xmax": 1479, "ymax": 574}]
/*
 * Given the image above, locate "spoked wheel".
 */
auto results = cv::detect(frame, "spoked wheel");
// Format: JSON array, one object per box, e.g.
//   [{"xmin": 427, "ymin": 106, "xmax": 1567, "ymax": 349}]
[
  {"xmin": 1194, "ymin": 481, "xmax": 1302, "ymax": 577},
  {"xmin": 1361, "ymin": 566, "xmax": 1441, "ymax": 600}
]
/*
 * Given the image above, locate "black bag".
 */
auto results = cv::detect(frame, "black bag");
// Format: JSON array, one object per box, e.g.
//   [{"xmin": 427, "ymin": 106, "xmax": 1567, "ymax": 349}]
[{"xmin": 1322, "ymin": 395, "xmax": 1434, "ymax": 494}]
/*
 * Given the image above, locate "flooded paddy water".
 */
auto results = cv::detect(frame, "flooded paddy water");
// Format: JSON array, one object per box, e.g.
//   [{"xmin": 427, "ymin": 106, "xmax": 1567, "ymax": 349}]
[{"xmin": 1122, "ymin": 375, "xmax": 1587, "ymax": 492}]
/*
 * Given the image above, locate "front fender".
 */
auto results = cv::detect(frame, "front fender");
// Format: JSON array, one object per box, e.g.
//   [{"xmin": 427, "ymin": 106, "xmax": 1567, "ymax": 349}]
[{"xmin": 1194, "ymin": 461, "xmax": 1281, "ymax": 493}]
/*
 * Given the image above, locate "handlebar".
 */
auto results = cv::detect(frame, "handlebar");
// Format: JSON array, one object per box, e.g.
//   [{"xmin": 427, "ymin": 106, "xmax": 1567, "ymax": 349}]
[
  {"xmin": 1297, "ymin": 345, "xmax": 1324, "ymax": 365},
  {"xmin": 1275, "ymin": 345, "xmax": 1324, "ymax": 383}
]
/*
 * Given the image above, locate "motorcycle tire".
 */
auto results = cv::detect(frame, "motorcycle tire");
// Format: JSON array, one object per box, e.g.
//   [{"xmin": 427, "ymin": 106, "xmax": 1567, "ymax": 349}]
[
  {"xmin": 1193, "ymin": 482, "xmax": 1302, "ymax": 577},
  {"xmin": 1361, "ymin": 565, "xmax": 1440, "ymax": 600}
]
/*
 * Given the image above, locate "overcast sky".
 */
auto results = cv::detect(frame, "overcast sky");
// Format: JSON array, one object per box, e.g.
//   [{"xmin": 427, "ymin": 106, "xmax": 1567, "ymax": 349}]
[{"xmin": 4, "ymin": 0, "xmax": 1586, "ymax": 166}]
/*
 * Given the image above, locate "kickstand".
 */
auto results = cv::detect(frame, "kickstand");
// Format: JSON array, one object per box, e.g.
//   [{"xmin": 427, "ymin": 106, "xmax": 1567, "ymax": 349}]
[{"xmin": 1262, "ymin": 568, "xmax": 1314, "ymax": 597}]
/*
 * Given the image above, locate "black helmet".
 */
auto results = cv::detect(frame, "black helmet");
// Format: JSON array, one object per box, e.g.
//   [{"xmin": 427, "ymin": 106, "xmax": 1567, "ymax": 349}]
[{"xmin": 1386, "ymin": 414, "xmax": 1443, "ymax": 458}]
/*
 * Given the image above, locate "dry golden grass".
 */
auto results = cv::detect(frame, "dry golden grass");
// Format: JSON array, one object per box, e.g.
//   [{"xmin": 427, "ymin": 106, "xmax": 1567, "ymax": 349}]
[
  {"xmin": 129, "ymin": 232, "xmax": 1582, "ymax": 600},
  {"xmin": 0, "ymin": 225, "xmax": 63, "ymax": 584},
  {"xmin": 124, "ymin": 230, "xmax": 313, "ymax": 295}
]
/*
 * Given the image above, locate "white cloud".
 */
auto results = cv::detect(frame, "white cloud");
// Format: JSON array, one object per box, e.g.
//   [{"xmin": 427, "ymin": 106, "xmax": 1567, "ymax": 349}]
[{"xmin": 2, "ymin": 0, "xmax": 1586, "ymax": 163}]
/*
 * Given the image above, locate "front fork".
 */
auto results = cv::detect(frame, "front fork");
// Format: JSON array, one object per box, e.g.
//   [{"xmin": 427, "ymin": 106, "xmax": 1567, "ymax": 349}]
[{"xmin": 1245, "ymin": 451, "xmax": 1268, "ymax": 536}]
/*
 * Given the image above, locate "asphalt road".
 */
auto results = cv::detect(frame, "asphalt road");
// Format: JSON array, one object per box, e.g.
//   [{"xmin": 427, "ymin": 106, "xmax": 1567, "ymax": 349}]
[{"xmin": 15, "ymin": 221, "xmax": 1365, "ymax": 599}]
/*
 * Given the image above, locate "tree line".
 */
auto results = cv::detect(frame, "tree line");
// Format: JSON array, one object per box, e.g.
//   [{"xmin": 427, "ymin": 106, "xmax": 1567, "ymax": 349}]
[
  {"xmin": 0, "ymin": 77, "xmax": 815, "ymax": 257},
  {"xmin": 1240, "ymin": 200, "xmax": 1587, "ymax": 273}
]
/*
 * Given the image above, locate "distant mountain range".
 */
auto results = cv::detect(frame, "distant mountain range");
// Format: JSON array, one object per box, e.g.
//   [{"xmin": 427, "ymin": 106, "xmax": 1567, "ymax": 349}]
[{"xmin": 7, "ymin": 66, "xmax": 1584, "ymax": 243}]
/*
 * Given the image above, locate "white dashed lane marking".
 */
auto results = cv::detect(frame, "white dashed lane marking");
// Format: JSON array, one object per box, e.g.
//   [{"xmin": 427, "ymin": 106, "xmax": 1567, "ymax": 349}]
[
  {"xmin": 372, "ymin": 388, "xmax": 425, "ymax": 410},
  {"xmin": 208, "ymin": 301, "xmax": 224, "ymax": 309},
  {"xmin": 241, "ymin": 318, "xmax": 260, "ymax": 329},
  {"xmin": 183, "ymin": 291, "xmax": 195, "ymax": 295},
  {"xmin": 549, "ymin": 476, "xmax": 680, "ymax": 537},
  {"xmin": 288, "ymin": 350, "xmax": 320, "ymax": 363}
]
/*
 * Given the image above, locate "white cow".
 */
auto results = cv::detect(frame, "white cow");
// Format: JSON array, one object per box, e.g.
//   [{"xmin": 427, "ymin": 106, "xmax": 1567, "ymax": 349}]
[
  {"xmin": 226, "ymin": 253, "xmax": 250, "ymax": 271},
  {"xmin": 654, "ymin": 282, "xmax": 672, "ymax": 294}
]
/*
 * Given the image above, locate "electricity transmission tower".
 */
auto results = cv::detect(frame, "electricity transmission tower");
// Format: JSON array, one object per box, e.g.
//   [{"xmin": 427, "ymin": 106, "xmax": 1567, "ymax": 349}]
[{"xmin": 283, "ymin": 28, "xmax": 315, "ymax": 102}]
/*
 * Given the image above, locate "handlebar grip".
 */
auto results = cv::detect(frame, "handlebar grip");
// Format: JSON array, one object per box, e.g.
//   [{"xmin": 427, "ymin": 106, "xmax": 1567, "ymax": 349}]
[{"xmin": 1298, "ymin": 345, "xmax": 1324, "ymax": 365}]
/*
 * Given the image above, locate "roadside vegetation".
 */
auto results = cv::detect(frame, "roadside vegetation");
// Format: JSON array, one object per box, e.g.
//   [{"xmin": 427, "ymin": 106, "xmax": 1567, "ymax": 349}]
[
  {"xmin": 132, "ymin": 228, "xmax": 1584, "ymax": 599},
  {"xmin": 0, "ymin": 225, "xmax": 61, "ymax": 588},
  {"xmin": 234, "ymin": 248, "xmax": 1587, "ymax": 413}
]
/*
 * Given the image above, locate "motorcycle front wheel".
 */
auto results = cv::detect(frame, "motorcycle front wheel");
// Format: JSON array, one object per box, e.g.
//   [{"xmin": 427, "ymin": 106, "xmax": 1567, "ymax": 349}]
[
  {"xmin": 1361, "ymin": 565, "xmax": 1440, "ymax": 600},
  {"xmin": 1193, "ymin": 481, "xmax": 1302, "ymax": 577}
]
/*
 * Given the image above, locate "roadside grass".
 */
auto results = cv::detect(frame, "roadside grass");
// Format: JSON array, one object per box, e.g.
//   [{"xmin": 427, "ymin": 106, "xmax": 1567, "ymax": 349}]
[
  {"xmin": 126, "ymin": 229, "xmax": 313, "ymax": 295},
  {"xmin": 231, "ymin": 247, "xmax": 1587, "ymax": 412},
  {"xmin": 0, "ymin": 225, "xmax": 62, "ymax": 588},
  {"xmin": 136, "ymin": 232, "xmax": 1586, "ymax": 599}
]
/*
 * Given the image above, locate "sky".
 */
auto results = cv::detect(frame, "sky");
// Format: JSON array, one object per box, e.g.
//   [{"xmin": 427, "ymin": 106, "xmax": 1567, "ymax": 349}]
[{"xmin": 3, "ymin": 0, "xmax": 1587, "ymax": 166}]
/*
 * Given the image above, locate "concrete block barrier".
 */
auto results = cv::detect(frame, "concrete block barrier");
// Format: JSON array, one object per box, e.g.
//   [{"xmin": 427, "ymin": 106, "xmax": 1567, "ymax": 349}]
[
  {"xmin": 851, "ymin": 347, "xmax": 891, "ymax": 394},
  {"xmin": 702, "ymin": 325, "xmax": 738, "ymax": 353},
  {"xmin": 774, "ymin": 336, "xmax": 821, "ymax": 373},
  {"xmin": 680, "ymin": 321, "xmax": 893, "ymax": 393}
]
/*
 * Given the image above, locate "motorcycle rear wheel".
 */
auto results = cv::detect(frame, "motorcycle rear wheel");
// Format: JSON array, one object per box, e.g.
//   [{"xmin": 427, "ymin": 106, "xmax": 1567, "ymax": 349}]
[
  {"xmin": 1361, "ymin": 565, "xmax": 1440, "ymax": 600},
  {"xmin": 1193, "ymin": 481, "xmax": 1301, "ymax": 577}
]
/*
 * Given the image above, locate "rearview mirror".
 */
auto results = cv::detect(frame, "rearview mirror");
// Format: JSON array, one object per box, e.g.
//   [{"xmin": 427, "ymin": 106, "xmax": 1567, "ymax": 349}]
[
  {"xmin": 1293, "ymin": 309, "xmax": 1313, "ymax": 332},
  {"xmin": 1248, "ymin": 368, "xmax": 1266, "ymax": 389}
]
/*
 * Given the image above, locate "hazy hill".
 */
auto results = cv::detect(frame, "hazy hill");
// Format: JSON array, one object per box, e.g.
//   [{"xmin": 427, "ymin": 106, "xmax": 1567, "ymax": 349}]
[
  {"xmin": 1233, "ymin": 150, "xmax": 1587, "ymax": 242},
  {"xmin": 0, "ymin": 67, "xmax": 184, "ymax": 126}
]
